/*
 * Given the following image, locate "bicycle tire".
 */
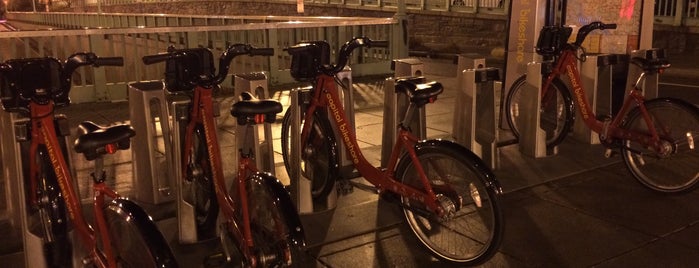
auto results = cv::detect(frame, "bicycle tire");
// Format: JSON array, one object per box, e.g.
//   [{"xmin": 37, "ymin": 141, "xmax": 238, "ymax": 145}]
[
  {"xmin": 184, "ymin": 126, "xmax": 219, "ymax": 240},
  {"xmin": 281, "ymin": 109, "xmax": 338, "ymax": 200},
  {"xmin": 105, "ymin": 199, "xmax": 179, "ymax": 267},
  {"xmin": 34, "ymin": 147, "xmax": 72, "ymax": 267},
  {"xmin": 395, "ymin": 140, "xmax": 503, "ymax": 265},
  {"xmin": 621, "ymin": 98, "xmax": 699, "ymax": 193},
  {"xmin": 505, "ymin": 75, "xmax": 574, "ymax": 148},
  {"xmin": 221, "ymin": 173, "xmax": 303, "ymax": 267}
]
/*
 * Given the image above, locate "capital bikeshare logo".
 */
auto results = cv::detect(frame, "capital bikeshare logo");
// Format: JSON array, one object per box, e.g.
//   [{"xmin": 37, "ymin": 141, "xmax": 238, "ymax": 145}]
[{"xmin": 326, "ymin": 92, "xmax": 360, "ymax": 165}]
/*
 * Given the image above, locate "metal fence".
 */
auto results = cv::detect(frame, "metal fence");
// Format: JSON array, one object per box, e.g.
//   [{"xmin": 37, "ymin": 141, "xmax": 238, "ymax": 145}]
[
  {"xmin": 69, "ymin": 0, "xmax": 699, "ymax": 26},
  {"xmin": 71, "ymin": 0, "xmax": 509, "ymax": 14},
  {"xmin": 3, "ymin": 12, "xmax": 397, "ymax": 103}
]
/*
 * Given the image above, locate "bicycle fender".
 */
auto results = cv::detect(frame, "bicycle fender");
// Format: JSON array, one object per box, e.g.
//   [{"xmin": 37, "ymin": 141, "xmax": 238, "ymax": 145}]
[
  {"xmin": 623, "ymin": 98, "xmax": 699, "ymax": 125},
  {"xmin": 413, "ymin": 139, "xmax": 502, "ymax": 194},
  {"xmin": 251, "ymin": 172, "xmax": 307, "ymax": 247},
  {"xmin": 647, "ymin": 98, "xmax": 699, "ymax": 112},
  {"xmin": 109, "ymin": 199, "xmax": 179, "ymax": 267}
]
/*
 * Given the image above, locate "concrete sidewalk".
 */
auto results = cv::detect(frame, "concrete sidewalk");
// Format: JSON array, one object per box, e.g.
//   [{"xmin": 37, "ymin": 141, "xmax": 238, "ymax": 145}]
[{"xmin": 1, "ymin": 57, "xmax": 699, "ymax": 267}]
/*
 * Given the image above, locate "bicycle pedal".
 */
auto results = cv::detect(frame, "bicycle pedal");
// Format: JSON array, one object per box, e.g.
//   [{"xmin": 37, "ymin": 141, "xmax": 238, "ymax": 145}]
[
  {"xmin": 379, "ymin": 191, "xmax": 400, "ymax": 203},
  {"xmin": 337, "ymin": 180, "xmax": 354, "ymax": 195}
]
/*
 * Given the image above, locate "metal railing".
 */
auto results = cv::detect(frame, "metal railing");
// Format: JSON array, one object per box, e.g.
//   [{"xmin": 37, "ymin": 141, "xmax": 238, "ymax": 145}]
[
  {"xmin": 72, "ymin": 0, "xmax": 508, "ymax": 15},
  {"xmin": 69, "ymin": 0, "xmax": 699, "ymax": 26},
  {"xmin": 3, "ymin": 12, "xmax": 397, "ymax": 103}
]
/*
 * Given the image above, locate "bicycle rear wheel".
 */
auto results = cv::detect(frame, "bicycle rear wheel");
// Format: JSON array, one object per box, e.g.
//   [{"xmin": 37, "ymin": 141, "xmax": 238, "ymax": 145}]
[
  {"xmin": 33, "ymin": 148, "xmax": 72, "ymax": 267},
  {"xmin": 105, "ymin": 199, "xmax": 178, "ymax": 267},
  {"xmin": 281, "ymin": 109, "xmax": 338, "ymax": 200},
  {"xmin": 395, "ymin": 141, "xmax": 502, "ymax": 265},
  {"xmin": 222, "ymin": 174, "xmax": 302, "ymax": 267},
  {"xmin": 505, "ymin": 75, "xmax": 574, "ymax": 148},
  {"xmin": 621, "ymin": 98, "xmax": 699, "ymax": 193},
  {"xmin": 184, "ymin": 126, "xmax": 219, "ymax": 239}
]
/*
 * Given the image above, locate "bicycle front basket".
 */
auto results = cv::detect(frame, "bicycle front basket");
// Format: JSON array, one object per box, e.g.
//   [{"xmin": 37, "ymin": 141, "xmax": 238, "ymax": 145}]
[
  {"xmin": 286, "ymin": 41, "xmax": 330, "ymax": 82},
  {"xmin": 165, "ymin": 47, "xmax": 215, "ymax": 92},
  {"xmin": 536, "ymin": 26, "xmax": 573, "ymax": 56},
  {"xmin": 1, "ymin": 57, "xmax": 63, "ymax": 113}
]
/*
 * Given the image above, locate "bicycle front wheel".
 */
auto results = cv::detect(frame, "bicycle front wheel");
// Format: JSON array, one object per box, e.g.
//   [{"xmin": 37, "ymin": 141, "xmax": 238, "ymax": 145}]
[
  {"xmin": 621, "ymin": 98, "xmax": 699, "ymax": 193},
  {"xmin": 105, "ymin": 199, "xmax": 178, "ymax": 267},
  {"xmin": 184, "ymin": 126, "xmax": 219, "ymax": 239},
  {"xmin": 33, "ymin": 148, "xmax": 72, "ymax": 267},
  {"xmin": 395, "ymin": 141, "xmax": 502, "ymax": 265},
  {"xmin": 505, "ymin": 75, "xmax": 574, "ymax": 148},
  {"xmin": 222, "ymin": 174, "xmax": 302, "ymax": 267},
  {"xmin": 281, "ymin": 109, "xmax": 338, "ymax": 200}
]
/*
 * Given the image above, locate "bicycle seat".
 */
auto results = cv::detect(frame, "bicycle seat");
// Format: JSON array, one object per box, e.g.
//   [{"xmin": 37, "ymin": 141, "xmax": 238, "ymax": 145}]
[
  {"xmin": 230, "ymin": 92, "xmax": 283, "ymax": 125},
  {"xmin": 630, "ymin": 57, "xmax": 671, "ymax": 73},
  {"xmin": 394, "ymin": 79, "xmax": 443, "ymax": 106},
  {"xmin": 74, "ymin": 121, "xmax": 135, "ymax": 160}
]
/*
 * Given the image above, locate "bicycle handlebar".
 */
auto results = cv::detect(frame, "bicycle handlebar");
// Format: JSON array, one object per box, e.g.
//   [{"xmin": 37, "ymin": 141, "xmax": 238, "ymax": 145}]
[
  {"xmin": 142, "ymin": 44, "xmax": 274, "ymax": 88},
  {"xmin": 321, "ymin": 37, "xmax": 388, "ymax": 75},
  {"xmin": 573, "ymin": 21, "xmax": 617, "ymax": 47}
]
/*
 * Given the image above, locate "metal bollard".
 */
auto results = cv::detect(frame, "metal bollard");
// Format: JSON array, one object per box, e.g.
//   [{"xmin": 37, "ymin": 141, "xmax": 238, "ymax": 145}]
[
  {"xmin": 573, "ymin": 54, "xmax": 623, "ymax": 144},
  {"xmin": 128, "ymin": 81, "xmax": 175, "ymax": 204},
  {"xmin": 518, "ymin": 62, "xmax": 556, "ymax": 158},
  {"xmin": 288, "ymin": 87, "xmax": 337, "ymax": 214},
  {"xmin": 234, "ymin": 72, "xmax": 274, "ymax": 175},
  {"xmin": 453, "ymin": 67, "xmax": 501, "ymax": 169}
]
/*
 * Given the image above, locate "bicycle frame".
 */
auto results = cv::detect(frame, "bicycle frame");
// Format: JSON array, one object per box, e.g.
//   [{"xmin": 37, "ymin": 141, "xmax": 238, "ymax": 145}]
[
  {"xmin": 180, "ymin": 85, "xmax": 258, "ymax": 262},
  {"xmin": 301, "ymin": 75, "xmax": 446, "ymax": 217},
  {"xmin": 543, "ymin": 49, "xmax": 667, "ymax": 154},
  {"xmin": 27, "ymin": 100, "xmax": 121, "ymax": 267}
]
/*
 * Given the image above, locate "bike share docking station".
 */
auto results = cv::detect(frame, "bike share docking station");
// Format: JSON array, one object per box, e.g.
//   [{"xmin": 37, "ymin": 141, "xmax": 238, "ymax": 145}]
[
  {"xmin": 289, "ymin": 66, "xmax": 354, "ymax": 214},
  {"xmin": 503, "ymin": 0, "xmax": 657, "ymax": 158},
  {"xmin": 381, "ymin": 59, "xmax": 427, "ymax": 167},
  {"xmin": 0, "ymin": 109, "xmax": 80, "ymax": 267},
  {"xmin": 233, "ymin": 72, "xmax": 274, "ymax": 175},
  {"xmin": 128, "ymin": 81, "xmax": 176, "ymax": 204},
  {"xmin": 452, "ymin": 55, "xmax": 501, "ymax": 169},
  {"xmin": 128, "ymin": 79, "xmax": 222, "ymax": 243},
  {"xmin": 571, "ymin": 53, "xmax": 627, "ymax": 144}
]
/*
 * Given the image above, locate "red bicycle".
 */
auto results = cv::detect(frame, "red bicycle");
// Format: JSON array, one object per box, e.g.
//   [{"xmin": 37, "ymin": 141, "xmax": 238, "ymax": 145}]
[
  {"xmin": 143, "ymin": 44, "xmax": 305, "ymax": 267},
  {"xmin": 0, "ymin": 53, "xmax": 178, "ymax": 267},
  {"xmin": 281, "ymin": 37, "xmax": 503, "ymax": 265},
  {"xmin": 505, "ymin": 22, "xmax": 699, "ymax": 193}
]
